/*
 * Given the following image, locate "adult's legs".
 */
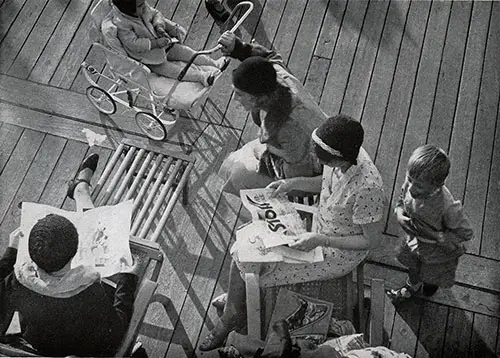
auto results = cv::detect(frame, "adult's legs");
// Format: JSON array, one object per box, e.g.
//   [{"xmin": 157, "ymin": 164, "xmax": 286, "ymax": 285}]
[
  {"xmin": 74, "ymin": 168, "xmax": 95, "ymax": 212},
  {"xmin": 199, "ymin": 260, "xmax": 247, "ymax": 351}
]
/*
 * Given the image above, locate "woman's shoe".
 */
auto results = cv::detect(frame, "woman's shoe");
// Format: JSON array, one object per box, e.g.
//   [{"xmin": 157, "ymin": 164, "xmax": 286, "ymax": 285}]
[
  {"xmin": 198, "ymin": 313, "xmax": 247, "ymax": 351},
  {"xmin": 386, "ymin": 280, "xmax": 422, "ymax": 303},
  {"xmin": 67, "ymin": 153, "xmax": 99, "ymax": 199},
  {"xmin": 198, "ymin": 320, "xmax": 232, "ymax": 351},
  {"xmin": 205, "ymin": 0, "xmax": 230, "ymax": 24},
  {"xmin": 211, "ymin": 293, "xmax": 228, "ymax": 311}
]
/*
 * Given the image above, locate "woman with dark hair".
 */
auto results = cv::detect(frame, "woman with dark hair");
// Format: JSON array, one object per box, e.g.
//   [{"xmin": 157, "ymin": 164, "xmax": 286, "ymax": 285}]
[
  {"xmin": 217, "ymin": 32, "xmax": 328, "ymax": 194},
  {"xmin": 111, "ymin": 0, "xmax": 228, "ymax": 86},
  {"xmin": 199, "ymin": 115, "xmax": 386, "ymax": 351}
]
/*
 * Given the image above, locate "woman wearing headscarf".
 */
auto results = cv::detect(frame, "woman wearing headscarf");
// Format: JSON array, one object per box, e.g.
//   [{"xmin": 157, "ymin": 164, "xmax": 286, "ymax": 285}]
[{"xmin": 199, "ymin": 115, "xmax": 386, "ymax": 351}]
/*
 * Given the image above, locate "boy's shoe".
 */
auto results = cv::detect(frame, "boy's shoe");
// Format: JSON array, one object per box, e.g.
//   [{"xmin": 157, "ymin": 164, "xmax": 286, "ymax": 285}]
[
  {"xmin": 422, "ymin": 283, "xmax": 439, "ymax": 297},
  {"xmin": 386, "ymin": 280, "xmax": 422, "ymax": 303}
]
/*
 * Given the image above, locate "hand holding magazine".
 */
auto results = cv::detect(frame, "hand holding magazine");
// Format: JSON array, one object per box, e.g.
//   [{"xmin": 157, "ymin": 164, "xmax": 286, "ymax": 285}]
[
  {"xmin": 235, "ymin": 189, "xmax": 323, "ymax": 264},
  {"xmin": 17, "ymin": 201, "xmax": 134, "ymax": 277}
]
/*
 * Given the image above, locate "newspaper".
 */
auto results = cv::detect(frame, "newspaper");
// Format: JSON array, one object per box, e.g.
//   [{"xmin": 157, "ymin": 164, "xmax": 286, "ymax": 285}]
[
  {"xmin": 236, "ymin": 189, "xmax": 323, "ymax": 263},
  {"xmin": 17, "ymin": 201, "xmax": 134, "ymax": 277}
]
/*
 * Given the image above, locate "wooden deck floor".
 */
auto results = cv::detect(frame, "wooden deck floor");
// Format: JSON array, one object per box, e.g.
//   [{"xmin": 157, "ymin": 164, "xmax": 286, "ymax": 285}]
[{"xmin": 1, "ymin": 0, "xmax": 499, "ymax": 357}]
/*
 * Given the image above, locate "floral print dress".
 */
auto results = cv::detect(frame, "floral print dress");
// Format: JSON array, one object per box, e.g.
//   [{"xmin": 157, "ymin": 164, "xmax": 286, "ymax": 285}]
[{"xmin": 233, "ymin": 148, "xmax": 386, "ymax": 287}]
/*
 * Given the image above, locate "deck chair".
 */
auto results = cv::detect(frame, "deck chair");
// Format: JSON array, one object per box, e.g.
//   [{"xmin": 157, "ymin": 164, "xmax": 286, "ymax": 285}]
[
  {"xmin": 91, "ymin": 138, "xmax": 195, "ymax": 243},
  {"xmin": 244, "ymin": 193, "xmax": 386, "ymax": 347},
  {"xmin": 0, "ymin": 237, "xmax": 164, "ymax": 357}
]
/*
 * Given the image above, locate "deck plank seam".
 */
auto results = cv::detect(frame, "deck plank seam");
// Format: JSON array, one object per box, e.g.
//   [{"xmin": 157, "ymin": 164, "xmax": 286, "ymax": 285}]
[{"xmin": 378, "ymin": 1, "xmax": 432, "ymax": 234}]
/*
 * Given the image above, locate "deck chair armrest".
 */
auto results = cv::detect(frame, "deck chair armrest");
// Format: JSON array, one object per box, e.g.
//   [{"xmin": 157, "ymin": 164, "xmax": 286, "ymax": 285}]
[{"xmin": 115, "ymin": 279, "xmax": 158, "ymax": 357}]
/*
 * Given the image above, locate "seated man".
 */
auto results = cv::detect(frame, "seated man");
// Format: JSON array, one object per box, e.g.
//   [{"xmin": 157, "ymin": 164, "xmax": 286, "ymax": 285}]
[{"xmin": 0, "ymin": 154, "xmax": 139, "ymax": 357}]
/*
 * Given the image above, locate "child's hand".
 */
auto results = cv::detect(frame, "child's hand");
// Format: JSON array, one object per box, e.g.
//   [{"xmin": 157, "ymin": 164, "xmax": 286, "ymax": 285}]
[
  {"xmin": 151, "ymin": 37, "xmax": 172, "ymax": 49},
  {"xmin": 411, "ymin": 219, "xmax": 443, "ymax": 242},
  {"xmin": 9, "ymin": 228, "xmax": 23, "ymax": 249},
  {"xmin": 395, "ymin": 208, "xmax": 418, "ymax": 236},
  {"xmin": 288, "ymin": 232, "xmax": 321, "ymax": 252},
  {"xmin": 155, "ymin": 25, "xmax": 168, "ymax": 38},
  {"xmin": 218, "ymin": 31, "xmax": 236, "ymax": 55}
]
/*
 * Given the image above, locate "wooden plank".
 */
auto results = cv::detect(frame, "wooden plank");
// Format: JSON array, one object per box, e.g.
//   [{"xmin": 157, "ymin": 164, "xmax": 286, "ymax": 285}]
[
  {"xmin": 340, "ymin": 0, "xmax": 390, "ymax": 120},
  {"xmin": 303, "ymin": 56, "xmax": 330, "ymax": 104},
  {"xmin": 384, "ymin": 0, "xmax": 451, "ymax": 236},
  {"xmin": 319, "ymin": 0, "xmax": 369, "ymax": 115},
  {"xmin": 166, "ymin": 195, "xmax": 241, "ymax": 357},
  {"xmin": 287, "ymin": 0, "xmax": 328, "ymax": 83},
  {"xmin": 0, "ymin": 134, "xmax": 66, "ymax": 255},
  {"xmin": 28, "ymin": 0, "xmax": 91, "ymax": 84},
  {"xmin": 383, "ymin": 293, "xmax": 396, "ymax": 347},
  {"xmin": 360, "ymin": 0, "xmax": 410, "ymax": 157},
  {"xmin": 389, "ymin": 301, "xmax": 421, "ymax": 357},
  {"xmin": 38, "ymin": 140, "xmax": 89, "ymax": 209},
  {"xmin": 370, "ymin": 234, "xmax": 500, "ymax": 294},
  {"xmin": 415, "ymin": 302, "xmax": 448, "ymax": 358},
  {"xmin": 273, "ymin": 0, "xmax": 307, "ymax": 66},
  {"xmin": 463, "ymin": 1, "xmax": 500, "ymax": 255},
  {"xmin": 8, "ymin": 0, "xmax": 68, "ymax": 79},
  {"xmin": 0, "ymin": 122, "xmax": 24, "ymax": 174},
  {"xmin": 0, "ymin": 74, "xmax": 206, "ymax": 148},
  {"xmin": 481, "ymin": 89, "xmax": 500, "ymax": 258},
  {"xmin": 131, "ymin": 124, "xmax": 240, "ymax": 358},
  {"xmin": 314, "ymin": 0, "xmax": 347, "ymax": 59},
  {"xmin": 447, "ymin": 2, "xmax": 491, "ymax": 202},
  {"xmin": 48, "ymin": 0, "xmax": 102, "ymax": 88},
  {"xmin": 469, "ymin": 314, "xmax": 498, "ymax": 357},
  {"xmin": 443, "ymin": 308, "xmax": 473, "ymax": 357},
  {"xmin": 426, "ymin": 1, "xmax": 472, "ymax": 151},
  {"xmin": 0, "ymin": 0, "xmax": 50, "ymax": 73},
  {"xmin": 365, "ymin": 263, "xmax": 500, "ymax": 318},
  {"xmin": 0, "ymin": 0, "xmax": 29, "ymax": 43},
  {"xmin": 0, "ymin": 129, "xmax": 44, "ymax": 227}
]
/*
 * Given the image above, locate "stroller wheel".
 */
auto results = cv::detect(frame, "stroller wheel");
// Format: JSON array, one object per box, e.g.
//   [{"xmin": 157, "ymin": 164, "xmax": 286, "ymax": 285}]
[
  {"xmin": 135, "ymin": 112, "xmax": 167, "ymax": 141},
  {"xmin": 86, "ymin": 86, "xmax": 117, "ymax": 115}
]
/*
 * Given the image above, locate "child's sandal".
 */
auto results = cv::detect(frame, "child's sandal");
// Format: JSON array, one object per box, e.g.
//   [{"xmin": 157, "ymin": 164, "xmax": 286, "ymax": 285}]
[{"xmin": 387, "ymin": 281, "xmax": 422, "ymax": 302}]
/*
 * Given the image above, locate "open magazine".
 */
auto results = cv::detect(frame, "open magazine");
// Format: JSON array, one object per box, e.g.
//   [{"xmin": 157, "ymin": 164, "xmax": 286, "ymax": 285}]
[
  {"xmin": 235, "ymin": 189, "xmax": 323, "ymax": 264},
  {"xmin": 17, "ymin": 201, "xmax": 134, "ymax": 277}
]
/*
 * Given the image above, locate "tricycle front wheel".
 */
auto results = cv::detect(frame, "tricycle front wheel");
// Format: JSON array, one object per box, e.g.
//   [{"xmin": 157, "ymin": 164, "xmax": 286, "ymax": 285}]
[{"xmin": 135, "ymin": 112, "xmax": 167, "ymax": 141}]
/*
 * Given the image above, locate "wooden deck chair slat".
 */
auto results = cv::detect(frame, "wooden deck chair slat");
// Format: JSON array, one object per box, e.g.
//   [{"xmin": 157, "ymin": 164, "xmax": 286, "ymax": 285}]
[
  {"xmin": 138, "ymin": 159, "xmax": 183, "ymax": 238},
  {"xmin": 98, "ymin": 146, "xmax": 137, "ymax": 206},
  {"xmin": 132, "ymin": 154, "xmax": 164, "ymax": 213},
  {"xmin": 92, "ymin": 142, "xmax": 125, "ymax": 201},
  {"xmin": 150, "ymin": 161, "xmax": 194, "ymax": 242},
  {"xmin": 131, "ymin": 157, "xmax": 173, "ymax": 236},
  {"xmin": 111, "ymin": 148, "xmax": 146, "ymax": 205},
  {"xmin": 124, "ymin": 151, "xmax": 154, "ymax": 201}
]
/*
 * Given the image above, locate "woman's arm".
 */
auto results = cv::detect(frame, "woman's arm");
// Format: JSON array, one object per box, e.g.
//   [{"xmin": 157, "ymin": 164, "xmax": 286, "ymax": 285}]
[
  {"xmin": 289, "ymin": 220, "xmax": 383, "ymax": 252},
  {"xmin": 267, "ymin": 176, "xmax": 322, "ymax": 197},
  {"xmin": 218, "ymin": 31, "xmax": 283, "ymax": 64}
]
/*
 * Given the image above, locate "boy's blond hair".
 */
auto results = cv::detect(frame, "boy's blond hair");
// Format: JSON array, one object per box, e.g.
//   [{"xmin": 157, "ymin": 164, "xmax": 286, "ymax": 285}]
[{"xmin": 407, "ymin": 144, "xmax": 450, "ymax": 187}]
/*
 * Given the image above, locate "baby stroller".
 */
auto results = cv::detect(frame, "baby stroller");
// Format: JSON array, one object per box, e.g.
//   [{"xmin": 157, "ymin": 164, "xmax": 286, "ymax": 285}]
[{"xmin": 81, "ymin": 0, "xmax": 253, "ymax": 141}]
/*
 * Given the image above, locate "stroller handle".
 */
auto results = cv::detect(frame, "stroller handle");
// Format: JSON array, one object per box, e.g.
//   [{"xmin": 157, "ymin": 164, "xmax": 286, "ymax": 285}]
[{"xmin": 177, "ymin": 1, "xmax": 254, "ymax": 81}]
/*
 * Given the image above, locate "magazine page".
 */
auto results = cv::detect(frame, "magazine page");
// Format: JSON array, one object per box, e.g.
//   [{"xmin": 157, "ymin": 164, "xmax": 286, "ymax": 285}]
[
  {"xmin": 18, "ymin": 201, "xmax": 134, "ymax": 277},
  {"xmin": 238, "ymin": 189, "xmax": 323, "ymax": 264}
]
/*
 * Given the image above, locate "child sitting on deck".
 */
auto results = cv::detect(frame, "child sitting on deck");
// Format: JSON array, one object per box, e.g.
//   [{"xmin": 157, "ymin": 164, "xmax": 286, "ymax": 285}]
[
  {"xmin": 388, "ymin": 144, "xmax": 474, "ymax": 301},
  {"xmin": 111, "ymin": 0, "xmax": 229, "ymax": 86}
]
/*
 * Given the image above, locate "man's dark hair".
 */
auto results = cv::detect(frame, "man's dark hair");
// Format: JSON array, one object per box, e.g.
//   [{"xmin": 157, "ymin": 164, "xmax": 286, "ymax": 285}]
[{"xmin": 29, "ymin": 214, "xmax": 79, "ymax": 273}]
